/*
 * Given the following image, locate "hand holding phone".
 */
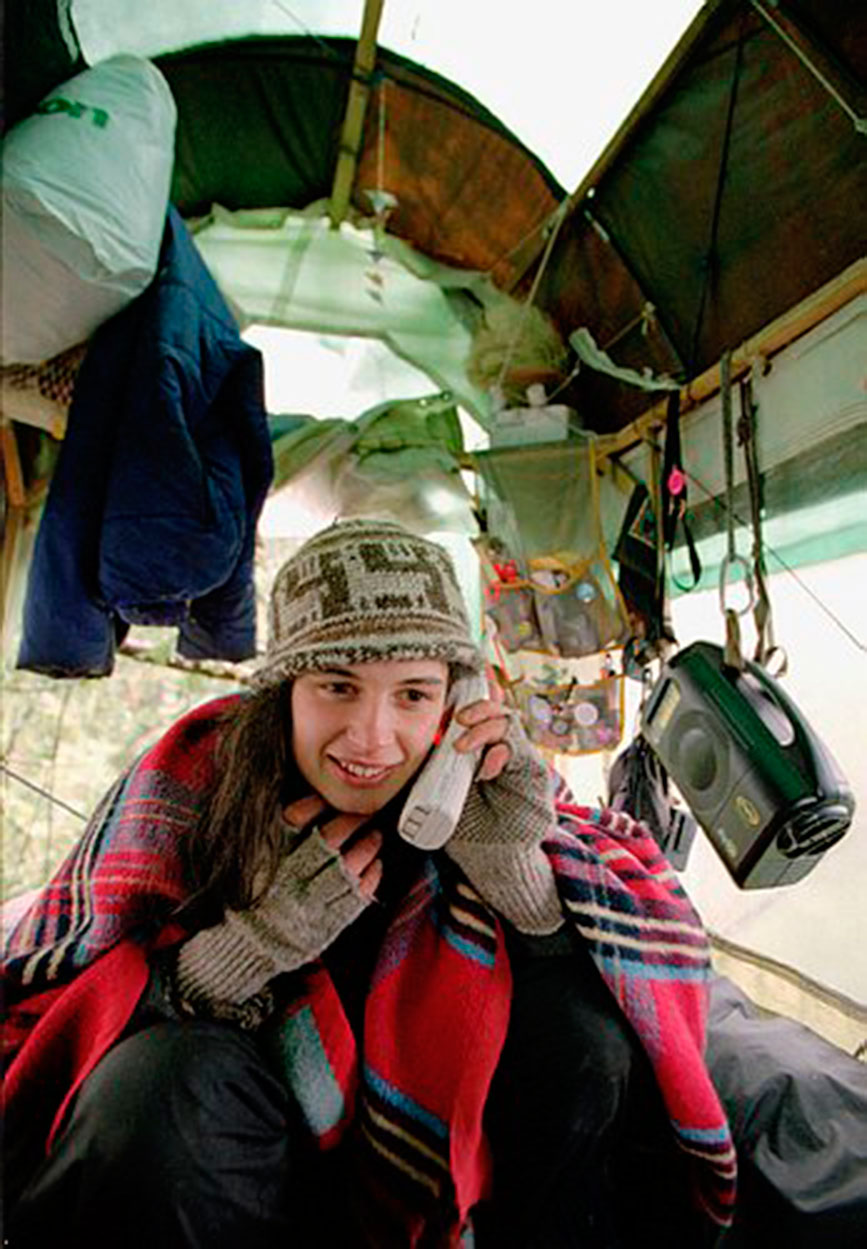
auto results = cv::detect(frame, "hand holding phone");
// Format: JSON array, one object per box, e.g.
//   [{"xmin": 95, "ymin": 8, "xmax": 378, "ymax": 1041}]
[{"xmin": 398, "ymin": 673, "xmax": 491, "ymax": 850}]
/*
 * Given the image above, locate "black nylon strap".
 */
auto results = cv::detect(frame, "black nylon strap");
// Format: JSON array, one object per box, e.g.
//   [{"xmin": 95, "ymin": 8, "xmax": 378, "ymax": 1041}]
[{"xmin": 662, "ymin": 390, "xmax": 702, "ymax": 592}]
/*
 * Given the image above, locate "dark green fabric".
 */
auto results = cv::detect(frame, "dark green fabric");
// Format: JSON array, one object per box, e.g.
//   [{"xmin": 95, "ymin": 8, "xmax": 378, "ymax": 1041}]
[
  {"xmin": 4, "ymin": 0, "xmax": 85, "ymax": 133},
  {"xmin": 155, "ymin": 36, "xmax": 562, "ymax": 219},
  {"xmin": 157, "ymin": 39, "xmax": 349, "ymax": 217}
]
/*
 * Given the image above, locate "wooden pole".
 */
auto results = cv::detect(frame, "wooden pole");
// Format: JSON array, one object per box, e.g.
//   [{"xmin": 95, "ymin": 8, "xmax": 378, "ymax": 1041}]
[
  {"xmin": 506, "ymin": 0, "xmax": 730, "ymax": 291},
  {"xmin": 1, "ymin": 421, "xmax": 26, "ymax": 508},
  {"xmin": 1, "ymin": 421, "xmax": 26, "ymax": 650},
  {"xmin": 596, "ymin": 255, "xmax": 867, "ymax": 461},
  {"xmin": 328, "ymin": 0, "xmax": 386, "ymax": 228}
]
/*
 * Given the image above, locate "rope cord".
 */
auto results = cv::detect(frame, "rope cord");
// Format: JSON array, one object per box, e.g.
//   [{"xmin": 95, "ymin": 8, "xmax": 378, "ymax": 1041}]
[
  {"xmin": 488, "ymin": 199, "xmax": 568, "ymax": 277},
  {"xmin": 688, "ymin": 24, "xmax": 746, "ymax": 376},
  {"xmin": 750, "ymin": 0, "xmax": 867, "ymax": 136},
  {"xmin": 678, "ymin": 468, "xmax": 867, "ymax": 655},
  {"xmin": 376, "ymin": 73, "xmax": 387, "ymax": 199},
  {"xmin": 42, "ymin": 684, "xmax": 74, "ymax": 879},
  {"xmin": 1, "ymin": 762, "xmax": 87, "ymax": 822},
  {"xmin": 268, "ymin": 0, "xmax": 345, "ymax": 60},
  {"xmin": 719, "ymin": 350, "xmax": 750, "ymax": 668},
  {"xmin": 494, "ymin": 198, "xmax": 571, "ymax": 393},
  {"xmin": 721, "ymin": 351, "xmax": 736, "ymax": 563},
  {"xmin": 546, "ymin": 361, "xmax": 582, "ymax": 403},
  {"xmin": 738, "ymin": 371, "xmax": 783, "ymax": 669}
]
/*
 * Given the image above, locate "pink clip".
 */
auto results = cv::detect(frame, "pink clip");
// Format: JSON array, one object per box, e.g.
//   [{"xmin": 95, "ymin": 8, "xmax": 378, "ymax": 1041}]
[{"xmin": 667, "ymin": 467, "xmax": 686, "ymax": 496}]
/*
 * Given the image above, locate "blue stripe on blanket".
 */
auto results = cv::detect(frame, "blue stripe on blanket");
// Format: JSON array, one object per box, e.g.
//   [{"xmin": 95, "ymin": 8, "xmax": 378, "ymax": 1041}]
[
  {"xmin": 592, "ymin": 953, "xmax": 712, "ymax": 983},
  {"xmin": 672, "ymin": 1120, "xmax": 735, "ymax": 1145},
  {"xmin": 364, "ymin": 1064, "xmax": 449, "ymax": 1140},
  {"xmin": 431, "ymin": 875, "xmax": 498, "ymax": 969},
  {"xmin": 360, "ymin": 1063, "xmax": 453, "ymax": 1201},
  {"xmin": 438, "ymin": 924, "xmax": 497, "ymax": 969},
  {"xmin": 276, "ymin": 1004, "xmax": 346, "ymax": 1137}
]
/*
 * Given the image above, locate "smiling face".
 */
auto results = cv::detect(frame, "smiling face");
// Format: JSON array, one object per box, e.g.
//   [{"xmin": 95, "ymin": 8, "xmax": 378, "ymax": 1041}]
[{"xmin": 289, "ymin": 658, "xmax": 450, "ymax": 816}]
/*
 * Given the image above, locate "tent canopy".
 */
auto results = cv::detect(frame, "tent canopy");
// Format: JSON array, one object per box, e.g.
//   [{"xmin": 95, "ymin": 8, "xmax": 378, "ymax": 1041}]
[
  {"xmin": 3, "ymin": 0, "xmax": 866, "ymax": 1029},
  {"xmin": 7, "ymin": 0, "xmax": 866, "ymax": 438}
]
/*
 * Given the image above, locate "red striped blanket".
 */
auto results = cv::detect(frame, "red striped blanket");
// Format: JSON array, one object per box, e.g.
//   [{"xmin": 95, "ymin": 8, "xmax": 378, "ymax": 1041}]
[{"xmin": 2, "ymin": 695, "xmax": 736, "ymax": 1243}]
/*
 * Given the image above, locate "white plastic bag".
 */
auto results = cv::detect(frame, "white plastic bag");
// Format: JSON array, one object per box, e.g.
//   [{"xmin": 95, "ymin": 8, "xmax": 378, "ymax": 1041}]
[{"xmin": 1, "ymin": 55, "xmax": 177, "ymax": 365}]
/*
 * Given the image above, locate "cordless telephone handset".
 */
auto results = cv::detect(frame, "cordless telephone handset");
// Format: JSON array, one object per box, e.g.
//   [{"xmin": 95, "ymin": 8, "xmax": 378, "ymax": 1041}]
[{"xmin": 398, "ymin": 673, "xmax": 490, "ymax": 850}]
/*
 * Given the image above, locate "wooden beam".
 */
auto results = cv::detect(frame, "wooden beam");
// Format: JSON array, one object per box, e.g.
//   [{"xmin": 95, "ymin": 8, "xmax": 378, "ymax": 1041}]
[
  {"xmin": 328, "ymin": 0, "xmax": 386, "ymax": 228},
  {"xmin": 507, "ymin": 0, "xmax": 731, "ymax": 291},
  {"xmin": 1, "ymin": 420, "xmax": 26, "ymax": 507},
  {"xmin": 598, "ymin": 256, "xmax": 867, "ymax": 460},
  {"xmin": 1, "ymin": 420, "xmax": 26, "ymax": 640}
]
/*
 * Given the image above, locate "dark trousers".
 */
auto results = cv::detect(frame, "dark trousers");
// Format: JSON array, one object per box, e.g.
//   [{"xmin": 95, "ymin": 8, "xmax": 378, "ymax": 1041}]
[
  {"xmin": 6, "ymin": 935, "xmax": 706, "ymax": 1248},
  {"xmin": 475, "ymin": 932, "xmax": 710, "ymax": 1248}
]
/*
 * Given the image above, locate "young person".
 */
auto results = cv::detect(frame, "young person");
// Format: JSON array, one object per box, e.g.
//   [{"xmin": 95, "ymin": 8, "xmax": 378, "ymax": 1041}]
[{"xmin": 3, "ymin": 518, "xmax": 735, "ymax": 1247}]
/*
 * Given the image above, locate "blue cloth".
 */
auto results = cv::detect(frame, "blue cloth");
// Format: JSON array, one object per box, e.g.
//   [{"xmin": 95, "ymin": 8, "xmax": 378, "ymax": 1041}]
[{"xmin": 17, "ymin": 207, "xmax": 273, "ymax": 676}]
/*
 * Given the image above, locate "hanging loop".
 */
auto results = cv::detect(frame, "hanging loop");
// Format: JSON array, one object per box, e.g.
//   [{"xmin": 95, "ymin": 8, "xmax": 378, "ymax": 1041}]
[
  {"xmin": 723, "ymin": 607, "xmax": 744, "ymax": 671},
  {"xmin": 738, "ymin": 371, "xmax": 786, "ymax": 672},
  {"xmin": 761, "ymin": 645, "xmax": 788, "ymax": 679},
  {"xmin": 720, "ymin": 349, "xmax": 737, "ymax": 562},
  {"xmin": 718, "ymin": 552, "xmax": 755, "ymax": 618}
]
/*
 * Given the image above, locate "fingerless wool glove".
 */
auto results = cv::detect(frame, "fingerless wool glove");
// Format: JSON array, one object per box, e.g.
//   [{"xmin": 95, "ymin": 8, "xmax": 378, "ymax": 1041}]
[
  {"xmin": 173, "ymin": 815, "xmax": 371, "ymax": 1024},
  {"xmin": 445, "ymin": 717, "xmax": 564, "ymax": 935}
]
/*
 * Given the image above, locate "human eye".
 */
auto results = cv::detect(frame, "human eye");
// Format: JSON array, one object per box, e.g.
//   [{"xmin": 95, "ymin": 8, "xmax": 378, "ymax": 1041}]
[
  {"xmin": 399, "ymin": 686, "xmax": 437, "ymax": 707},
  {"xmin": 319, "ymin": 679, "xmax": 357, "ymax": 699}
]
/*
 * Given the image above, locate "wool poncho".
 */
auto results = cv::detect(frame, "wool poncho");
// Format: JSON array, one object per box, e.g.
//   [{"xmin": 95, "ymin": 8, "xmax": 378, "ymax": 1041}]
[{"xmin": 2, "ymin": 695, "xmax": 736, "ymax": 1244}]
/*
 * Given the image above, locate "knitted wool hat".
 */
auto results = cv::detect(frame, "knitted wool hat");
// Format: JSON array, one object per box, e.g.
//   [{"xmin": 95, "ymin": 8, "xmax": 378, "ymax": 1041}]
[{"xmin": 255, "ymin": 518, "xmax": 483, "ymax": 687}]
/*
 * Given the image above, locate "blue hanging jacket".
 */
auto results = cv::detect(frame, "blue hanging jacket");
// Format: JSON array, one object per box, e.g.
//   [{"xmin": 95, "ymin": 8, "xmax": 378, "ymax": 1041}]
[{"xmin": 17, "ymin": 206, "xmax": 274, "ymax": 676}]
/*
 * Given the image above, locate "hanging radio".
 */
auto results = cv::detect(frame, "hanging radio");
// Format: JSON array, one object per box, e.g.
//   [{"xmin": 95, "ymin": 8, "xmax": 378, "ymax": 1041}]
[{"xmin": 641, "ymin": 641, "xmax": 854, "ymax": 888}]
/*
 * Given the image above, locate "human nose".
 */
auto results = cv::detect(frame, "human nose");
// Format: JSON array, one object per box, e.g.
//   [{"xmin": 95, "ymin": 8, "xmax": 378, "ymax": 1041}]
[{"xmin": 344, "ymin": 695, "xmax": 397, "ymax": 751}]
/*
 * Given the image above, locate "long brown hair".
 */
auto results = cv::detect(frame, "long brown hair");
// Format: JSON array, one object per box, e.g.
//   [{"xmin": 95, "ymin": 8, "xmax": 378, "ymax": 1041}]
[
  {"xmin": 179, "ymin": 683, "xmax": 304, "ymax": 923},
  {"xmin": 179, "ymin": 664, "xmax": 458, "ymax": 923}
]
